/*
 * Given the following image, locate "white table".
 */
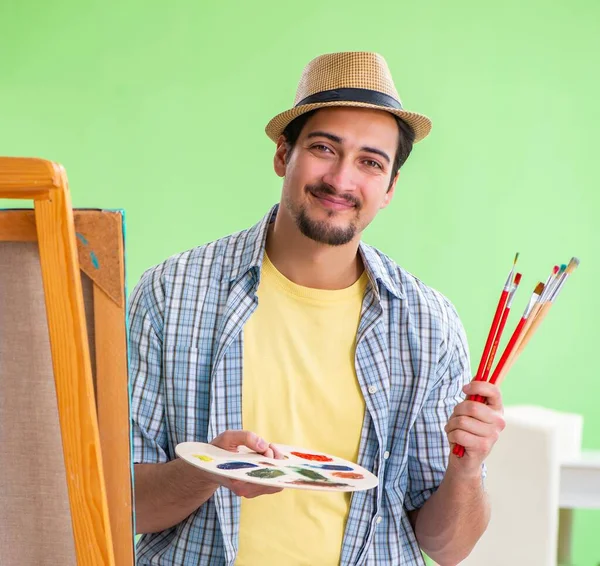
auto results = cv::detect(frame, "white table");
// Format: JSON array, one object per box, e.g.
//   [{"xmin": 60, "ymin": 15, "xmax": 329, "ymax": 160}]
[
  {"xmin": 557, "ymin": 450, "xmax": 600, "ymax": 564},
  {"xmin": 560, "ymin": 450, "xmax": 600, "ymax": 508}
]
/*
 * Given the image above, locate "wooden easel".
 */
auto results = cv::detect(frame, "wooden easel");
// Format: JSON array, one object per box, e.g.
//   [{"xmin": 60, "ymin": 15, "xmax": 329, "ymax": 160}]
[{"xmin": 0, "ymin": 157, "xmax": 133, "ymax": 565}]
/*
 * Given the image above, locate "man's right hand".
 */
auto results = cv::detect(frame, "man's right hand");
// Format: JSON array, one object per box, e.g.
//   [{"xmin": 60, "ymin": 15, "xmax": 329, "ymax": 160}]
[
  {"xmin": 134, "ymin": 430, "xmax": 284, "ymax": 534},
  {"xmin": 205, "ymin": 430, "xmax": 285, "ymax": 498}
]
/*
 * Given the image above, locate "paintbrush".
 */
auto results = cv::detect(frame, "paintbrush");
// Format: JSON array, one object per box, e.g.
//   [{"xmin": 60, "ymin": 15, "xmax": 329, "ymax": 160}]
[
  {"xmin": 472, "ymin": 253, "xmax": 519, "ymax": 384},
  {"xmin": 501, "ymin": 265, "xmax": 562, "ymax": 375},
  {"xmin": 453, "ymin": 256, "xmax": 580, "ymax": 459},
  {"xmin": 453, "ymin": 254, "xmax": 519, "ymax": 457},
  {"xmin": 489, "ymin": 281, "xmax": 545, "ymax": 387},
  {"xmin": 472, "ymin": 272, "xmax": 522, "ymax": 404},
  {"xmin": 495, "ymin": 257, "xmax": 579, "ymax": 386},
  {"xmin": 510, "ymin": 257, "xmax": 580, "ymax": 367}
]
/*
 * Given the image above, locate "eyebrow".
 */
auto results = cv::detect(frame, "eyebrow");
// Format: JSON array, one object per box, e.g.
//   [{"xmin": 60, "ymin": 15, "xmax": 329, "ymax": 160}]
[{"xmin": 306, "ymin": 131, "xmax": 391, "ymax": 164}]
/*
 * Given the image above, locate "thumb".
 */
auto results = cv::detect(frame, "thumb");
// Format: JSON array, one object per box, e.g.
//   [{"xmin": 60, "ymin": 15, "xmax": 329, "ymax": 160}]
[{"xmin": 212, "ymin": 430, "xmax": 269, "ymax": 453}]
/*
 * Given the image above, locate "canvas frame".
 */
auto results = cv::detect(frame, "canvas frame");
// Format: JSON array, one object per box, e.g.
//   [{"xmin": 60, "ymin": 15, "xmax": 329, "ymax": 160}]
[{"xmin": 0, "ymin": 157, "xmax": 133, "ymax": 566}]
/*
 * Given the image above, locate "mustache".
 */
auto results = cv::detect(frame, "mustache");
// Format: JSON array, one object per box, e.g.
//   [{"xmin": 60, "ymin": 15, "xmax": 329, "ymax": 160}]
[{"xmin": 306, "ymin": 183, "xmax": 361, "ymax": 208}]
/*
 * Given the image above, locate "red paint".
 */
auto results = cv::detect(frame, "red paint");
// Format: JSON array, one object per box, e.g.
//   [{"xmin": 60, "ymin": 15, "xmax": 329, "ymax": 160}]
[
  {"xmin": 291, "ymin": 451, "xmax": 333, "ymax": 462},
  {"xmin": 332, "ymin": 471, "xmax": 364, "ymax": 480}
]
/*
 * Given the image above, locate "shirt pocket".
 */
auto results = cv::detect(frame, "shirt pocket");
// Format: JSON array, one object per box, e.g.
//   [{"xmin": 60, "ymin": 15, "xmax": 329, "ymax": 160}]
[{"xmin": 164, "ymin": 345, "xmax": 212, "ymax": 450}]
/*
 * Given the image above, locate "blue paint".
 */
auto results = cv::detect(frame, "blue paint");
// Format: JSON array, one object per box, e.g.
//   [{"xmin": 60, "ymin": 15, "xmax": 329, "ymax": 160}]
[
  {"xmin": 75, "ymin": 232, "xmax": 99, "ymax": 269},
  {"xmin": 216, "ymin": 461, "xmax": 258, "ymax": 470},
  {"xmin": 308, "ymin": 464, "xmax": 354, "ymax": 471}
]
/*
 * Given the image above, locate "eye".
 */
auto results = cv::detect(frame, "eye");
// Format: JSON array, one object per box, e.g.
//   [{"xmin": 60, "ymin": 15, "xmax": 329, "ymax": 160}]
[
  {"xmin": 311, "ymin": 144, "xmax": 333, "ymax": 153},
  {"xmin": 363, "ymin": 159, "xmax": 383, "ymax": 170}
]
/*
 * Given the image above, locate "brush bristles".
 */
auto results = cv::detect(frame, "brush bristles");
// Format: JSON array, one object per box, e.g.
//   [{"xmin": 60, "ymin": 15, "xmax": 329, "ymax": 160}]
[
  {"xmin": 514, "ymin": 252, "xmax": 520, "ymax": 265},
  {"xmin": 488, "ymin": 255, "xmax": 579, "ymax": 391},
  {"xmin": 514, "ymin": 273, "xmax": 522, "ymax": 285},
  {"xmin": 566, "ymin": 257, "xmax": 580, "ymax": 274}
]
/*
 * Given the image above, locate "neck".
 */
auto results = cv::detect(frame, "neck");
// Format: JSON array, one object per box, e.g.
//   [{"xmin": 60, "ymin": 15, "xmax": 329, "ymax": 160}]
[{"xmin": 265, "ymin": 206, "xmax": 364, "ymax": 290}]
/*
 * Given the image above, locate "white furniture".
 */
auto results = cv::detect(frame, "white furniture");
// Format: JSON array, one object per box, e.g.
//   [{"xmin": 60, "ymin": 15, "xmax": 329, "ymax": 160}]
[
  {"xmin": 560, "ymin": 450, "xmax": 600, "ymax": 508},
  {"xmin": 556, "ymin": 449, "xmax": 600, "ymax": 564},
  {"xmin": 459, "ymin": 405, "xmax": 589, "ymax": 566}
]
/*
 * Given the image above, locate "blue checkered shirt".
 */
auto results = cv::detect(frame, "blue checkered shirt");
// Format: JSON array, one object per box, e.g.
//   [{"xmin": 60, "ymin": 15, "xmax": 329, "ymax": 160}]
[{"xmin": 129, "ymin": 205, "xmax": 473, "ymax": 565}]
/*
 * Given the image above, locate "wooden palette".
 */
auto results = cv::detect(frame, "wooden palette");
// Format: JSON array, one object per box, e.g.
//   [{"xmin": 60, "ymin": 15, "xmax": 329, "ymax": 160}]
[{"xmin": 175, "ymin": 442, "xmax": 379, "ymax": 492}]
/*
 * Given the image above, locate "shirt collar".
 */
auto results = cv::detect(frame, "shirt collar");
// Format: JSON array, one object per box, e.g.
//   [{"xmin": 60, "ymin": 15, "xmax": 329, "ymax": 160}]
[
  {"xmin": 228, "ymin": 205, "xmax": 277, "ymax": 284},
  {"xmin": 359, "ymin": 241, "xmax": 404, "ymax": 300},
  {"xmin": 230, "ymin": 204, "xmax": 404, "ymax": 300}
]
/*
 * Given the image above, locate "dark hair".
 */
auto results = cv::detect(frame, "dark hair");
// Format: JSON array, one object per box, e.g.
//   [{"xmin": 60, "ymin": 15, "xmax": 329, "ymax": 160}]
[{"xmin": 282, "ymin": 108, "xmax": 415, "ymax": 188}]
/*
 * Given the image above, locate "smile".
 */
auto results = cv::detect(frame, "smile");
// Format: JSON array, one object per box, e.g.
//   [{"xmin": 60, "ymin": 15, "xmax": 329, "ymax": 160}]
[{"xmin": 310, "ymin": 191, "xmax": 356, "ymax": 211}]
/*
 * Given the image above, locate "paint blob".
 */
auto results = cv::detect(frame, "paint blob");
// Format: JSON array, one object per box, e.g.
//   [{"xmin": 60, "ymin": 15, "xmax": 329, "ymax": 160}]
[
  {"xmin": 258, "ymin": 461, "xmax": 276, "ymax": 467},
  {"xmin": 193, "ymin": 454, "xmax": 213, "ymax": 462},
  {"xmin": 246, "ymin": 468, "xmax": 286, "ymax": 479},
  {"xmin": 332, "ymin": 471, "xmax": 364, "ymax": 480},
  {"xmin": 308, "ymin": 464, "xmax": 354, "ymax": 471},
  {"xmin": 216, "ymin": 461, "xmax": 258, "ymax": 470},
  {"xmin": 291, "ymin": 451, "xmax": 333, "ymax": 462},
  {"xmin": 289, "ymin": 467, "xmax": 327, "ymax": 481},
  {"xmin": 287, "ymin": 480, "xmax": 349, "ymax": 488}
]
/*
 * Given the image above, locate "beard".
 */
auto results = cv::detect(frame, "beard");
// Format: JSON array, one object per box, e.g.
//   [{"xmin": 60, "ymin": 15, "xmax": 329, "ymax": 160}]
[{"xmin": 286, "ymin": 183, "xmax": 361, "ymax": 247}]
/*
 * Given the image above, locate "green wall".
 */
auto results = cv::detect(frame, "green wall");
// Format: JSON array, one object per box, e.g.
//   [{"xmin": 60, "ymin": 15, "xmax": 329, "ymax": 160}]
[{"xmin": 2, "ymin": 0, "xmax": 598, "ymax": 562}]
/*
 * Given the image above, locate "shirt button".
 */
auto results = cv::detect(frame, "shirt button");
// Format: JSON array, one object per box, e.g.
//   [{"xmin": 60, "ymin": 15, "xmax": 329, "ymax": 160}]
[
  {"xmin": 383, "ymin": 451, "xmax": 390, "ymax": 460},
  {"xmin": 368, "ymin": 385, "xmax": 378, "ymax": 394},
  {"xmin": 376, "ymin": 516, "xmax": 383, "ymax": 524}
]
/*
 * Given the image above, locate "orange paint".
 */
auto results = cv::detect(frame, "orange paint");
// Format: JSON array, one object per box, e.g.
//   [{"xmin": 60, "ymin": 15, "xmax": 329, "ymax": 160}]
[{"xmin": 332, "ymin": 471, "xmax": 363, "ymax": 480}]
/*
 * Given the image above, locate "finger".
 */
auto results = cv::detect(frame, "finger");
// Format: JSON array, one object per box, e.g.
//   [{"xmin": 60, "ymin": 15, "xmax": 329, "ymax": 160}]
[
  {"xmin": 447, "ymin": 429, "xmax": 493, "ymax": 454},
  {"xmin": 269, "ymin": 443, "xmax": 285, "ymax": 460},
  {"xmin": 451, "ymin": 400, "xmax": 500, "ymax": 425},
  {"xmin": 212, "ymin": 430, "xmax": 270, "ymax": 454},
  {"xmin": 240, "ymin": 430, "xmax": 270, "ymax": 453},
  {"xmin": 445, "ymin": 415, "xmax": 495, "ymax": 438},
  {"xmin": 259, "ymin": 445, "xmax": 275, "ymax": 459},
  {"xmin": 463, "ymin": 382, "xmax": 503, "ymax": 411}
]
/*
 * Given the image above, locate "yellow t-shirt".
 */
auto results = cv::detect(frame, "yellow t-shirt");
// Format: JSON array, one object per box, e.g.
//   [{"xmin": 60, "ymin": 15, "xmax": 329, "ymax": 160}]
[{"xmin": 236, "ymin": 253, "xmax": 367, "ymax": 566}]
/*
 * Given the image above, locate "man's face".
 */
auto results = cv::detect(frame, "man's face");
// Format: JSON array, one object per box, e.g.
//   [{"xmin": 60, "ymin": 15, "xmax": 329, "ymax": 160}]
[{"xmin": 274, "ymin": 107, "xmax": 399, "ymax": 247}]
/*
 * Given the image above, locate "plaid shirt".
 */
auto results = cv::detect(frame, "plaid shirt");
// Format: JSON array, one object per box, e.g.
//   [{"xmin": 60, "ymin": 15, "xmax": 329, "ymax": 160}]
[{"xmin": 129, "ymin": 205, "xmax": 472, "ymax": 566}]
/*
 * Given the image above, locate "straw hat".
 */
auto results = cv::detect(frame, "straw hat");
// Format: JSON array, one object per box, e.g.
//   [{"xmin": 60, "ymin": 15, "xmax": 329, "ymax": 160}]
[{"xmin": 265, "ymin": 52, "xmax": 432, "ymax": 143}]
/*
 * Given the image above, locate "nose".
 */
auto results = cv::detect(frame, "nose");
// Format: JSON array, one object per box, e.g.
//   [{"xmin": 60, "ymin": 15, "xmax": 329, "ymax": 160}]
[{"xmin": 321, "ymin": 157, "xmax": 358, "ymax": 194}]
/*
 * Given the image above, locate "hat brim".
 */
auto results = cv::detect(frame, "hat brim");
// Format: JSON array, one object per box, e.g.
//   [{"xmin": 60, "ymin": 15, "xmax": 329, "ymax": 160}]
[{"xmin": 265, "ymin": 101, "xmax": 432, "ymax": 144}]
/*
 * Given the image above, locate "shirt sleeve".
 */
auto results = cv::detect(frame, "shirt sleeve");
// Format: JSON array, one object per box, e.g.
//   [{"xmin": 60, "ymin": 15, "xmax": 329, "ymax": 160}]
[
  {"xmin": 128, "ymin": 267, "xmax": 169, "ymax": 464},
  {"xmin": 404, "ymin": 301, "xmax": 485, "ymax": 511}
]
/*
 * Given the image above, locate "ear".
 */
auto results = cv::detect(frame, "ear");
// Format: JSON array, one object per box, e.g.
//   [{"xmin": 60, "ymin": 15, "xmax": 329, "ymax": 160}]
[
  {"xmin": 274, "ymin": 135, "xmax": 288, "ymax": 178},
  {"xmin": 381, "ymin": 171, "xmax": 399, "ymax": 209}
]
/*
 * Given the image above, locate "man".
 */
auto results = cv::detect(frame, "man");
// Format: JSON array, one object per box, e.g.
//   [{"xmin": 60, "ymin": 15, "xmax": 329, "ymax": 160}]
[{"xmin": 130, "ymin": 52, "xmax": 505, "ymax": 565}]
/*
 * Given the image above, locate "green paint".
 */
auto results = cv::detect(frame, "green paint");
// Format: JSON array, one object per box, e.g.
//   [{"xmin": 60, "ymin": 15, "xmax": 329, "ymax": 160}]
[
  {"xmin": 246, "ymin": 468, "xmax": 285, "ymax": 479},
  {"xmin": 2, "ymin": 1, "xmax": 597, "ymax": 562},
  {"xmin": 290, "ymin": 467, "xmax": 327, "ymax": 481}
]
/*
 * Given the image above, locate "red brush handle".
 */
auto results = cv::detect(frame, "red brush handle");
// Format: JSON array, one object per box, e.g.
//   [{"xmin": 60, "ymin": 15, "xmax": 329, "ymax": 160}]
[
  {"xmin": 453, "ymin": 315, "xmax": 527, "ymax": 458},
  {"xmin": 453, "ymin": 444, "xmax": 466, "ymax": 458},
  {"xmin": 472, "ymin": 305, "xmax": 511, "ymax": 402},
  {"xmin": 489, "ymin": 317, "xmax": 527, "ymax": 385},
  {"xmin": 474, "ymin": 289, "xmax": 509, "ymax": 382},
  {"xmin": 453, "ymin": 289, "xmax": 509, "ymax": 458}
]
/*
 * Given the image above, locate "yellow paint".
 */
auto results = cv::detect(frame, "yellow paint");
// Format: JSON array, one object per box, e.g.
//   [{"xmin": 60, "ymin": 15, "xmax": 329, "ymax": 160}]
[{"xmin": 193, "ymin": 454, "xmax": 213, "ymax": 462}]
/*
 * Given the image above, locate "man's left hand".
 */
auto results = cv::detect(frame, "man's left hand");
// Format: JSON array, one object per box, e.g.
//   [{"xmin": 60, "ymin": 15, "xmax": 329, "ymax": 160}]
[{"xmin": 445, "ymin": 380, "xmax": 506, "ymax": 477}]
